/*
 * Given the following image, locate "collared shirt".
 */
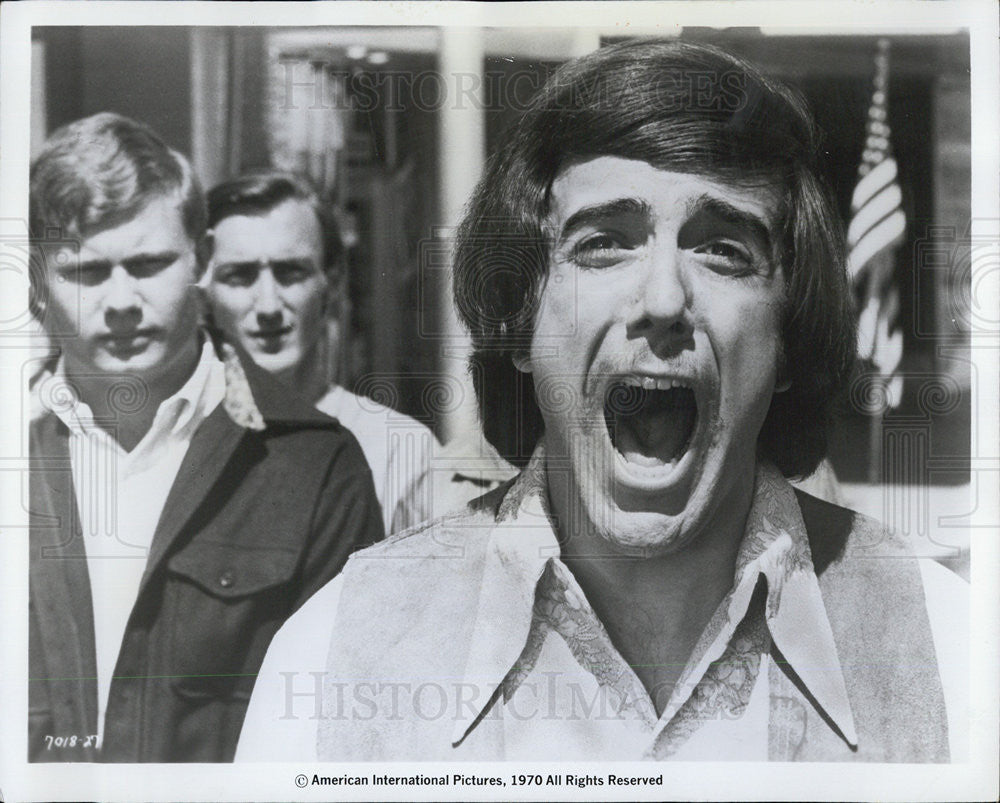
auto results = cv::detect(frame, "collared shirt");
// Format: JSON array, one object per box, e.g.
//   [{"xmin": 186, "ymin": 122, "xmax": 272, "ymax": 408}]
[
  {"xmin": 316, "ymin": 384, "xmax": 437, "ymax": 534},
  {"xmin": 237, "ymin": 444, "xmax": 967, "ymax": 761},
  {"xmin": 37, "ymin": 340, "xmax": 225, "ymax": 742}
]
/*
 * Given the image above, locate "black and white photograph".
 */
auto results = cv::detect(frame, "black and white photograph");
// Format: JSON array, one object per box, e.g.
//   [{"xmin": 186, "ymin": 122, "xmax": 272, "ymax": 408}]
[{"xmin": 0, "ymin": 1, "xmax": 997, "ymax": 801}]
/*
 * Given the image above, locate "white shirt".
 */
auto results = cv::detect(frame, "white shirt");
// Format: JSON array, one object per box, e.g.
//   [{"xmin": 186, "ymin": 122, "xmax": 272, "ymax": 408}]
[
  {"xmin": 315, "ymin": 384, "xmax": 436, "ymax": 533},
  {"xmin": 45, "ymin": 340, "xmax": 225, "ymax": 741}
]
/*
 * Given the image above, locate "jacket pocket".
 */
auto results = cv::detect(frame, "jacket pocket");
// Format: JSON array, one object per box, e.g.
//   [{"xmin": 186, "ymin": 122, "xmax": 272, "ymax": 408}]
[
  {"xmin": 168, "ymin": 541, "xmax": 300, "ymax": 599},
  {"xmin": 165, "ymin": 541, "xmax": 300, "ymax": 702}
]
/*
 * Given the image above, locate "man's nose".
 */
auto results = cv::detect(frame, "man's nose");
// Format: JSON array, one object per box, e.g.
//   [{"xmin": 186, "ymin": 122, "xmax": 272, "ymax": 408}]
[
  {"xmin": 626, "ymin": 246, "xmax": 692, "ymax": 343},
  {"xmin": 104, "ymin": 264, "xmax": 142, "ymax": 320},
  {"xmin": 254, "ymin": 268, "xmax": 283, "ymax": 319}
]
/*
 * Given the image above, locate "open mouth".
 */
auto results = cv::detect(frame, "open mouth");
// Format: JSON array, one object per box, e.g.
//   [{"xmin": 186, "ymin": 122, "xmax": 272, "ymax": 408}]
[{"xmin": 604, "ymin": 378, "xmax": 697, "ymax": 469}]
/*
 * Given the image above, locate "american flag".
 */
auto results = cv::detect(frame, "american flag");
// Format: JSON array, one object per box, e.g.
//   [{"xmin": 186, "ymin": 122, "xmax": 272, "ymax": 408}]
[{"xmin": 848, "ymin": 37, "xmax": 906, "ymax": 409}]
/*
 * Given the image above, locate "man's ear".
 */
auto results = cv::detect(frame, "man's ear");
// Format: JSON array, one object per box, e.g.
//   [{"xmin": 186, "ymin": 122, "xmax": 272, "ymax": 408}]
[
  {"xmin": 29, "ymin": 250, "xmax": 46, "ymax": 322},
  {"xmin": 512, "ymin": 352, "xmax": 533, "ymax": 374},
  {"xmin": 195, "ymin": 230, "xmax": 214, "ymax": 281}
]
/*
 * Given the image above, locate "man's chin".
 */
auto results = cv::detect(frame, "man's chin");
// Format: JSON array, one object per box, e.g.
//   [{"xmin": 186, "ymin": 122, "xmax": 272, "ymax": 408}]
[
  {"xmin": 595, "ymin": 510, "xmax": 704, "ymax": 558},
  {"xmin": 93, "ymin": 346, "xmax": 157, "ymax": 375},
  {"xmin": 246, "ymin": 347, "xmax": 299, "ymax": 377},
  {"xmin": 89, "ymin": 339, "xmax": 198, "ymax": 390}
]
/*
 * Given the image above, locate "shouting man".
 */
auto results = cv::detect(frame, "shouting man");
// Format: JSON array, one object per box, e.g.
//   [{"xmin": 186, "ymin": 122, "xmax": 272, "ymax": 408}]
[{"xmin": 238, "ymin": 40, "xmax": 965, "ymax": 763}]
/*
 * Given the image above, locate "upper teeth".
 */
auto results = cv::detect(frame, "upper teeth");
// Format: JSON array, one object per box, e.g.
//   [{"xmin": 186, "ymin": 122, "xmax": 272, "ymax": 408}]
[{"xmin": 620, "ymin": 376, "xmax": 689, "ymax": 391}]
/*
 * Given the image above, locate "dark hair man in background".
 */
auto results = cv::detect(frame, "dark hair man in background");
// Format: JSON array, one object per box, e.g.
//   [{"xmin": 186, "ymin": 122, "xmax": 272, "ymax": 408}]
[
  {"xmin": 29, "ymin": 113, "xmax": 382, "ymax": 762},
  {"xmin": 239, "ymin": 40, "xmax": 965, "ymax": 762},
  {"xmin": 204, "ymin": 172, "xmax": 437, "ymax": 533}
]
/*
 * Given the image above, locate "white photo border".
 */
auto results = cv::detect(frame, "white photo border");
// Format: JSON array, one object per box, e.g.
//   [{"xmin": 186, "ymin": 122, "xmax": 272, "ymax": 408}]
[{"xmin": 1, "ymin": 2, "xmax": 996, "ymax": 801}]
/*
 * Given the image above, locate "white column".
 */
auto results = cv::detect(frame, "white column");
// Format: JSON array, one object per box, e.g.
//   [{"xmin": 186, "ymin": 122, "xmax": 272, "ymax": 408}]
[
  {"xmin": 437, "ymin": 27, "xmax": 485, "ymax": 444},
  {"xmin": 189, "ymin": 29, "xmax": 230, "ymax": 191},
  {"xmin": 30, "ymin": 39, "xmax": 46, "ymax": 156}
]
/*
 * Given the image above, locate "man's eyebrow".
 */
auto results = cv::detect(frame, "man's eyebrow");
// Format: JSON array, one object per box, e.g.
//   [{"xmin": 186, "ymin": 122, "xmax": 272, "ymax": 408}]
[
  {"xmin": 687, "ymin": 194, "xmax": 774, "ymax": 254},
  {"xmin": 72, "ymin": 257, "xmax": 111, "ymax": 272},
  {"xmin": 557, "ymin": 198, "xmax": 652, "ymax": 243},
  {"xmin": 121, "ymin": 250, "xmax": 180, "ymax": 265}
]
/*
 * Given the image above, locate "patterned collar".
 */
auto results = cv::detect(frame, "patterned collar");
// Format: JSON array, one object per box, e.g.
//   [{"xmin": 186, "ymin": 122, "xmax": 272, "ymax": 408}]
[{"xmin": 451, "ymin": 442, "xmax": 857, "ymax": 751}]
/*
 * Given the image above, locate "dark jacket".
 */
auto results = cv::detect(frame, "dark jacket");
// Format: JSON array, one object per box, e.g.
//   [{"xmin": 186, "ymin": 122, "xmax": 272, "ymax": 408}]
[{"xmin": 29, "ymin": 346, "xmax": 383, "ymax": 762}]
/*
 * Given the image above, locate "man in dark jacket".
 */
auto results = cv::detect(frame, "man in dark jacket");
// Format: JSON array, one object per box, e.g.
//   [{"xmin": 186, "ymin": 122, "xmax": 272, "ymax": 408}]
[{"xmin": 28, "ymin": 112, "xmax": 382, "ymax": 762}]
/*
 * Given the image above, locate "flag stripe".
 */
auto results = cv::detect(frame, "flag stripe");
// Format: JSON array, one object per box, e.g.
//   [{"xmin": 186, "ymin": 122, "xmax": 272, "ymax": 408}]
[
  {"xmin": 851, "ymin": 156, "xmax": 898, "ymax": 209},
  {"xmin": 856, "ymin": 296, "xmax": 880, "ymax": 361},
  {"xmin": 847, "ymin": 183, "xmax": 903, "ymax": 246},
  {"xmin": 848, "ymin": 209, "xmax": 906, "ymax": 280}
]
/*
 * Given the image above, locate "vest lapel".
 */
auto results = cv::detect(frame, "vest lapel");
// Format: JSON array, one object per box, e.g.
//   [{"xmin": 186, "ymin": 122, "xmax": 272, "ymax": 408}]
[
  {"xmin": 29, "ymin": 415, "xmax": 99, "ymax": 740},
  {"xmin": 768, "ymin": 491, "xmax": 950, "ymax": 762}
]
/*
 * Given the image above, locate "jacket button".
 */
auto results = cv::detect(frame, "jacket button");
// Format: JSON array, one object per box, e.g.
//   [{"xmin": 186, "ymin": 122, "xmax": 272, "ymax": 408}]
[{"xmin": 218, "ymin": 571, "xmax": 234, "ymax": 588}]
